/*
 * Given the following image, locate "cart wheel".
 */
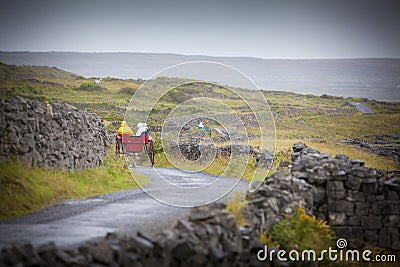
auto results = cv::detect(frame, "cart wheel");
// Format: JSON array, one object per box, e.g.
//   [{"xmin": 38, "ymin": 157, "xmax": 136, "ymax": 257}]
[{"xmin": 148, "ymin": 140, "xmax": 155, "ymax": 166}]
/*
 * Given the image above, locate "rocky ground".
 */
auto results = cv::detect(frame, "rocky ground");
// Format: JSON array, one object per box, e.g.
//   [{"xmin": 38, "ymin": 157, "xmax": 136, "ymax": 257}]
[{"xmin": 343, "ymin": 134, "xmax": 400, "ymax": 163}]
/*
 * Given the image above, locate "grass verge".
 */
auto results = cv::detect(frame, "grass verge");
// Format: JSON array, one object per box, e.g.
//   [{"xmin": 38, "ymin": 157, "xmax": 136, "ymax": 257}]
[{"xmin": 0, "ymin": 151, "xmax": 148, "ymax": 220}]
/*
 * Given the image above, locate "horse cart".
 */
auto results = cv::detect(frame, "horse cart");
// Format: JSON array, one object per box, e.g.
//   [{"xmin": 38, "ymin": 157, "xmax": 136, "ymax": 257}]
[{"xmin": 117, "ymin": 132, "xmax": 155, "ymax": 166}]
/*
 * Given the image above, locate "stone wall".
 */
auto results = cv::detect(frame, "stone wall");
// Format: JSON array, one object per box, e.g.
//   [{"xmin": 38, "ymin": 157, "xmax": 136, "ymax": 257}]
[
  {"xmin": 0, "ymin": 96, "xmax": 110, "ymax": 170},
  {"xmin": 0, "ymin": 158, "xmax": 315, "ymax": 266},
  {"xmin": 172, "ymin": 137, "xmax": 273, "ymax": 168},
  {"xmin": 1, "ymin": 142, "xmax": 399, "ymax": 266},
  {"xmin": 291, "ymin": 142, "xmax": 400, "ymax": 249}
]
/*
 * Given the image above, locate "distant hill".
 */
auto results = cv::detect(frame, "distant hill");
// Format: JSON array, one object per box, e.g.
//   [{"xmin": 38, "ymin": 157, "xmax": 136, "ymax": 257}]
[{"xmin": 0, "ymin": 52, "xmax": 399, "ymax": 101}]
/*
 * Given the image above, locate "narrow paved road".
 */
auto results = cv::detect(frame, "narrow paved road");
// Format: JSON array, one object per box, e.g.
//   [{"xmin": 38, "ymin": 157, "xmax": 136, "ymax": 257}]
[
  {"xmin": 350, "ymin": 102, "xmax": 375, "ymax": 114},
  {"xmin": 0, "ymin": 167, "xmax": 248, "ymax": 249}
]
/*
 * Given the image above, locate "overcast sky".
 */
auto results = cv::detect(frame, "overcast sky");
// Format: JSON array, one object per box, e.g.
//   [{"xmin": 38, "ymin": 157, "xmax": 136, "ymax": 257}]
[{"xmin": 0, "ymin": 0, "xmax": 399, "ymax": 59}]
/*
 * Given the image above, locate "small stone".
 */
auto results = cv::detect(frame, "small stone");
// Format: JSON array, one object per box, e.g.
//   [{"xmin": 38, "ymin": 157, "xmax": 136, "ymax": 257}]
[
  {"xmin": 388, "ymin": 202, "xmax": 400, "ymax": 214},
  {"xmin": 350, "ymin": 160, "xmax": 365, "ymax": 167},
  {"xmin": 89, "ymin": 240, "xmax": 114, "ymax": 265},
  {"xmin": 291, "ymin": 163, "xmax": 304, "ymax": 172},
  {"xmin": 335, "ymin": 154, "xmax": 349, "ymax": 161},
  {"xmin": 209, "ymin": 246, "xmax": 225, "ymax": 262},
  {"xmin": 363, "ymin": 177, "xmax": 377, "ymax": 183},
  {"xmin": 172, "ymin": 241, "xmax": 195, "ymax": 261},
  {"xmin": 387, "ymin": 191, "xmax": 398, "ymax": 200},
  {"xmin": 250, "ymin": 197, "xmax": 266, "ymax": 205},
  {"xmin": 329, "ymin": 212, "xmax": 347, "ymax": 225},
  {"xmin": 384, "ymin": 215, "xmax": 400, "ymax": 227},
  {"xmin": 292, "ymin": 142, "xmax": 307, "ymax": 153},
  {"xmin": 131, "ymin": 236, "xmax": 154, "ymax": 250},
  {"xmin": 334, "ymin": 201, "xmax": 354, "ymax": 215},
  {"xmin": 327, "ymin": 181, "xmax": 344, "ymax": 191},
  {"xmin": 371, "ymin": 202, "xmax": 386, "ymax": 215},
  {"xmin": 365, "ymin": 195, "xmax": 376, "ymax": 202},
  {"xmin": 189, "ymin": 207, "xmax": 215, "ymax": 221},
  {"xmin": 175, "ymin": 220, "xmax": 193, "ymax": 232},
  {"xmin": 345, "ymin": 176, "xmax": 363, "ymax": 191},
  {"xmin": 376, "ymin": 195, "xmax": 385, "ymax": 201},
  {"xmin": 346, "ymin": 192, "xmax": 365, "ymax": 202},
  {"xmin": 328, "ymin": 190, "xmax": 345, "ymax": 201}
]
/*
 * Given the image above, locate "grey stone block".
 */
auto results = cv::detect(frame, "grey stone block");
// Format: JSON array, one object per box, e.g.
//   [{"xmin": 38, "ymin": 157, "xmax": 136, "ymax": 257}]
[
  {"xmin": 333, "ymin": 200, "xmax": 354, "ymax": 215},
  {"xmin": 355, "ymin": 202, "xmax": 370, "ymax": 216},
  {"xmin": 349, "ymin": 226, "xmax": 363, "ymax": 239},
  {"xmin": 332, "ymin": 226, "xmax": 351, "ymax": 238},
  {"xmin": 379, "ymin": 227, "xmax": 399, "ymax": 249},
  {"xmin": 388, "ymin": 202, "xmax": 400, "ymax": 215},
  {"xmin": 384, "ymin": 215, "xmax": 400, "ymax": 227},
  {"xmin": 329, "ymin": 212, "xmax": 347, "ymax": 226},
  {"xmin": 345, "ymin": 176, "xmax": 363, "ymax": 191},
  {"xmin": 348, "ymin": 216, "xmax": 361, "ymax": 226},
  {"xmin": 346, "ymin": 192, "xmax": 365, "ymax": 202},
  {"xmin": 350, "ymin": 160, "xmax": 365, "ymax": 167},
  {"xmin": 361, "ymin": 216, "xmax": 382, "ymax": 229},
  {"xmin": 365, "ymin": 195, "xmax": 376, "ymax": 202},
  {"xmin": 387, "ymin": 191, "xmax": 399, "ymax": 200},
  {"xmin": 327, "ymin": 181, "xmax": 344, "ymax": 191},
  {"xmin": 365, "ymin": 230, "xmax": 378, "ymax": 246},
  {"xmin": 362, "ymin": 182, "xmax": 378, "ymax": 195},
  {"xmin": 371, "ymin": 201, "xmax": 385, "ymax": 215}
]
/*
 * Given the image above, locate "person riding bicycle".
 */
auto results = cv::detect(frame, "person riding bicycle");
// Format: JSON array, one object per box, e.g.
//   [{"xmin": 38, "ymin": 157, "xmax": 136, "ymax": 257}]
[{"xmin": 116, "ymin": 121, "xmax": 134, "ymax": 155}]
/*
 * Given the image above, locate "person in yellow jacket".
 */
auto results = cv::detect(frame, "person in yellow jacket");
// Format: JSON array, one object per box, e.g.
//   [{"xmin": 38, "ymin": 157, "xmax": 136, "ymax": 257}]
[
  {"xmin": 117, "ymin": 121, "xmax": 134, "ymax": 136},
  {"xmin": 116, "ymin": 121, "xmax": 134, "ymax": 155}
]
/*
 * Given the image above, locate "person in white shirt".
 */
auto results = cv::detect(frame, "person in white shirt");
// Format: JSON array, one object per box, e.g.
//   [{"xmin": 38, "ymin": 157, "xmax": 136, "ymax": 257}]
[{"xmin": 136, "ymin": 122, "xmax": 148, "ymax": 136}]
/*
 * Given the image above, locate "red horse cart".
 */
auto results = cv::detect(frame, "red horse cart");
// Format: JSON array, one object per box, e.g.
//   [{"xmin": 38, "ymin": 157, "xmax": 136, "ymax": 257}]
[{"xmin": 117, "ymin": 132, "xmax": 155, "ymax": 166}]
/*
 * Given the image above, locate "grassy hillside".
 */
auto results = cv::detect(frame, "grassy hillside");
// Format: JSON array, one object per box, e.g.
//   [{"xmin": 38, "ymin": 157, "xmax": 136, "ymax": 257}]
[
  {"xmin": 1, "ymin": 62, "xmax": 399, "ymax": 170},
  {"xmin": 0, "ymin": 62, "xmax": 141, "ymax": 123},
  {"xmin": 0, "ymin": 62, "xmax": 399, "ymax": 218}
]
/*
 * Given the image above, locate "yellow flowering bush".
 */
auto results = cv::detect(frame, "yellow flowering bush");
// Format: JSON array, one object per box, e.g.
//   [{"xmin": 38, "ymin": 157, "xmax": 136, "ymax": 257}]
[{"xmin": 268, "ymin": 208, "xmax": 334, "ymax": 252}]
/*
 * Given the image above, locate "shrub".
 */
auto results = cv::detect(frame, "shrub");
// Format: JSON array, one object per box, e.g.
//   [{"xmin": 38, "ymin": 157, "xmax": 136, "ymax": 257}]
[
  {"xmin": 226, "ymin": 193, "xmax": 248, "ymax": 226},
  {"xmin": 15, "ymin": 85, "xmax": 43, "ymax": 95},
  {"xmin": 78, "ymin": 82, "xmax": 106, "ymax": 92},
  {"xmin": 273, "ymin": 148, "xmax": 292, "ymax": 171},
  {"xmin": 119, "ymin": 87, "xmax": 136, "ymax": 95},
  {"xmin": 268, "ymin": 208, "xmax": 334, "ymax": 252},
  {"xmin": 151, "ymin": 134, "xmax": 164, "ymax": 154}
]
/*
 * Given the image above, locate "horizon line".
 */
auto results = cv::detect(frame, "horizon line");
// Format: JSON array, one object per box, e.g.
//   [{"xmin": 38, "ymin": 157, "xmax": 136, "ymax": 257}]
[{"xmin": 0, "ymin": 50, "xmax": 399, "ymax": 61}]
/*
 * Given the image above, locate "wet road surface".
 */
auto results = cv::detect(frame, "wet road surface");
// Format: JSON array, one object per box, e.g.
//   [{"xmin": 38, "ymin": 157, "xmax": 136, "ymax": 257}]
[
  {"xmin": 350, "ymin": 102, "xmax": 375, "ymax": 114},
  {"xmin": 0, "ymin": 167, "xmax": 248, "ymax": 249}
]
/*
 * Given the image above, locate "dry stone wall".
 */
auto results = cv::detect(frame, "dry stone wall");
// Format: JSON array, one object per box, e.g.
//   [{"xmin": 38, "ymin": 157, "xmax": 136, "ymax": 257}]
[
  {"xmin": 0, "ymin": 96, "xmax": 109, "ymax": 170},
  {"xmin": 1, "ymin": 142, "xmax": 399, "ymax": 266},
  {"xmin": 0, "ymin": 204, "xmax": 307, "ymax": 267},
  {"xmin": 172, "ymin": 137, "xmax": 273, "ymax": 168},
  {"xmin": 0, "ymin": 152, "xmax": 318, "ymax": 267},
  {"xmin": 291, "ymin": 142, "xmax": 400, "ymax": 249}
]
